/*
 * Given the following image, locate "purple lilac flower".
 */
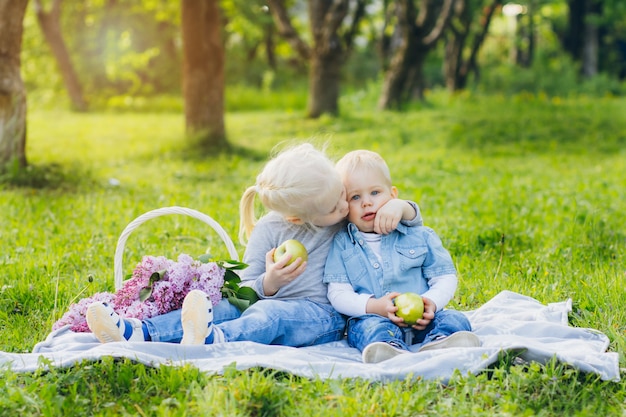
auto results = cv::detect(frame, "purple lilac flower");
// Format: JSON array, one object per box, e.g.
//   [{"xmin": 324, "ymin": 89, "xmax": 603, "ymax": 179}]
[
  {"xmin": 53, "ymin": 292, "xmax": 115, "ymax": 332},
  {"xmin": 52, "ymin": 254, "xmax": 227, "ymax": 332}
]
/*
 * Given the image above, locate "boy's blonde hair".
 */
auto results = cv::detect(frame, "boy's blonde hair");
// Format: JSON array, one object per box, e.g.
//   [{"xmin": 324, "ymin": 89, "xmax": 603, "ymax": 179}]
[
  {"xmin": 238, "ymin": 143, "xmax": 343, "ymax": 244},
  {"xmin": 335, "ymin": 150, "xmax": 392, "ymax": 187}
]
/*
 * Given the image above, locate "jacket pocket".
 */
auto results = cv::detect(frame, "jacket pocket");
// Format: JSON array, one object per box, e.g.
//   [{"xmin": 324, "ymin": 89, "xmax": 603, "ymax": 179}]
[{"xmin": 395, "ymin": 245, "xmax": 428, "ymax": 271}]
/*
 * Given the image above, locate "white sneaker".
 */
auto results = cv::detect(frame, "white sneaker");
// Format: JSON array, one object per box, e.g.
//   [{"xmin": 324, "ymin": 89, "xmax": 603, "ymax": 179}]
[
  {"xmin": 418, "ymin": 331, "xmax": 481, "ymax": 352},
  {"xmin": 362, "ymin": 342, "xmax": 409, "ymax": 363},
  {"xmin": 86, "ymin": 302, "xmax": 144, "ymax": 343},
  {"xmin": 181, "ymin": 290, "xmax": 224, "ymax": 345}
]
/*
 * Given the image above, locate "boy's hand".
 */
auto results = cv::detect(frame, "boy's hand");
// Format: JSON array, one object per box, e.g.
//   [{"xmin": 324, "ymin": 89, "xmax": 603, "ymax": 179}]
[
  {"xmin": 374, "ymin": 199, "xmax": 415, "ymax": 235},
  {"xmin": 262, "ymin": 248, "xmax": 306, "ymax": 296},
  {"xmin": 410, "ymin": 296, "xmax": 436, "ymax": 330},
  {"xmin": 366, "ymin": 292, "xmax": 401, "ymax": 319}
]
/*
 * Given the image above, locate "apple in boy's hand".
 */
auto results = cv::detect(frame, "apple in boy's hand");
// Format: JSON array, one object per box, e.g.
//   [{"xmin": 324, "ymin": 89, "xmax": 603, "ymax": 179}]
[
  {"xmin": 273, "ymin": 239, "xmax": 308, "ymax": 266},
  {"xmin": 394, "ymin": 292, "xmax": 424, "ymax": 325}
]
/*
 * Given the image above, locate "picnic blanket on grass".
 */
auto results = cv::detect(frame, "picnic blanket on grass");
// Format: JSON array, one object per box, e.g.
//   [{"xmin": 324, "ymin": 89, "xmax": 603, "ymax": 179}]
[{"xmin": 0, "ymin": 291, "xmax": 620, "ymax": 383}]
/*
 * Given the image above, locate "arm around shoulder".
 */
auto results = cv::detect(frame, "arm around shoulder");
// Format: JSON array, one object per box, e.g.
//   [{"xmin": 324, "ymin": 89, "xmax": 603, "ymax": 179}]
[{"xmin": 402, "ymin": 200, "xmax": 423, "ymax": 226}]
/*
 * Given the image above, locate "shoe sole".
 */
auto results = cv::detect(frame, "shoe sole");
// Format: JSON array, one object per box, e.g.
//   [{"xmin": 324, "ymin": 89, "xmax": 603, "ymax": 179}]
[
  {"xmin": 362, "ymin": 342, "xmax": 408, "ymax": 364},
  {"xmin": 86, "ymin": 303, "xmax": 123, "ymax": 343},
  {"xmin": 418, "ymin": 331, "xmax": 480, "ymax": 352},
  {"xmin": 181, "ymin": 290, "xmax": 212, "ymax": 345}
]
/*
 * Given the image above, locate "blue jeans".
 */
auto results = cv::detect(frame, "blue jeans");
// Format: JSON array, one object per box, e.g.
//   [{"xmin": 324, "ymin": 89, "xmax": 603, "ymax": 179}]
[
  {"xmin": 143, "ymin": 299, "xmax": 241, "ymax": 343},
  {"xmin": 347, "ymin": 309, "xmax": 471, "ymax": 352},
  {"xmin": 217, "ymin": 298, "xmax": 346, "ymax": 347},
  {"xmin": 144, "ymin": 298, "xmax": 346, "ymax": 347}
]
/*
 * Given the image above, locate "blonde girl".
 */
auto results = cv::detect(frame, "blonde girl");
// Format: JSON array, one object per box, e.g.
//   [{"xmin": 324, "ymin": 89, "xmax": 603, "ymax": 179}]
[{"xmin": 88, "ymin": 143, "xmax": 350, "ymax": 346}]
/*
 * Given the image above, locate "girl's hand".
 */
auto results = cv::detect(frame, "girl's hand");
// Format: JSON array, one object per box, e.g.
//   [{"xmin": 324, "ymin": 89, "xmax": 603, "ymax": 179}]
[
  {"xmin": 374, "ymin": 199, "xmax": 414, "ymax": 235},
  {"xmin": 411, "ymin": 296, "xmax": 436, "ymax": 330},
  {"xmin": 262, "ymin": 248, "xmax": 306, "ymax": 296}
]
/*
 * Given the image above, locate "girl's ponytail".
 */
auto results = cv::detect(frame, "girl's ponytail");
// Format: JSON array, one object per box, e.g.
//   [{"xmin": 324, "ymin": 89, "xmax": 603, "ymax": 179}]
[{"xmin": 238, "ymin": 185, "xmax": 258, "ymax": 245}]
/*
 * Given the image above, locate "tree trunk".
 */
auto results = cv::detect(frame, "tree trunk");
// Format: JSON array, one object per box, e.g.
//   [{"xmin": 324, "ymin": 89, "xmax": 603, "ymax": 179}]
[
  {"xmin": 582, "ymin": 0, "xmax": 601, "ymax": 78},
  {"xmin": 379, "ymin": 0, "xmax": 454, "ymax": 109},
  {"xmin": 181, "ymin": 0, "xmax": 228, "ymax": 150},
  {"xmin": 34, "ymin": 0, "xmax": 88, "ymax": 112},
  {"xmin": 264, "ymin": 24, "xmax": 277, "ymax": 70},
  {"xmin": 525, "ymin": 2, "xmax": 535, "ymax": 68},
  {"xmin": 307, "ymin": 44, "xmax": 343, "ymax": 117},
  {"xmin": 306, "ymin": 0, "xmax": 349, "ymax": 118},
  {"xmin": 443, "ymin": 0, "xmax": 470, "ymax": 92},
  {"xmin": 515, "ymin": 2, "xmax": 535, "ymax": 68},
  {"xmin": 444, "ymin": 34, "xmax": 464, "ymax": 91},
  {"xmin": 445, "ymin": 0, "xmax": 501, "ymax": 91},
  {"xmin": 564, "ymin": 0, "xmax": 585, "ymax": 62},
  {"xmin": 0, "ymin": 0, "xmax": 29, "ymax": 170},
  {"xmin": 268, "ymin": 0, "xmax": 365, "ymax": 118},
  {"xmin": 378, "ymin": 38, "xmax": 420, "ymax": 109}
]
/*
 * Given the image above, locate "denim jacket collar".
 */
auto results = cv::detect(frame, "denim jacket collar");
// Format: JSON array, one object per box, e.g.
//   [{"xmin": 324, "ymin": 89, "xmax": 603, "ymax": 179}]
[{"xmin": 346, "ymin": 221, "xmax": 410, "ymax": 244}]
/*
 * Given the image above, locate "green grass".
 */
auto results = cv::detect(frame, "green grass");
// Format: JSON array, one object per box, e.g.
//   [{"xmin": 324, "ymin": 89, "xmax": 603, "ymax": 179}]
[{"xmin": 1, "ymin": 92, "xmax": 625, "ymax": 415}]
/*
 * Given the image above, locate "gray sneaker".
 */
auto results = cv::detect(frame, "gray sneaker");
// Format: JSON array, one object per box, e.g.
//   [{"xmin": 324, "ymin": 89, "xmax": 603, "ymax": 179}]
[
  {"xmin": 418, "ymin": 331, "xmax": 481, "ymax": 352},
  {"xmin": 362, "ymin": 342, "xmax": 409, "ymax": 363}
]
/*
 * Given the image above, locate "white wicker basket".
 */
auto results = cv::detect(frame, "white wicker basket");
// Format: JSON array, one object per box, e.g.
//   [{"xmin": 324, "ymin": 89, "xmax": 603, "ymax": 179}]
[{"xmin": 113, "ymin": 206, "xmax": 239, "ymax": 290}]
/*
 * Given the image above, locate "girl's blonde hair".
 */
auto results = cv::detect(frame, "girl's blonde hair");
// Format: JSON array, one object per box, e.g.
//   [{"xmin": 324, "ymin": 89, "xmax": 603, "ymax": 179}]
[
  {"xmin": 335, "ymin": 149, "xmax": 392, "ymax": 187},
  {"xmin": 238, "ymin": 143, "xmax": 343, "ymax": 244}
]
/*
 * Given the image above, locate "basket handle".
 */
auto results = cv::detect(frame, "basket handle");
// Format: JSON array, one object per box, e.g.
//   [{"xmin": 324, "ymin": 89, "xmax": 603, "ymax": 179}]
[{"xmin": 113, "ymin": 206, "xmax": 239, "ymax": 290}]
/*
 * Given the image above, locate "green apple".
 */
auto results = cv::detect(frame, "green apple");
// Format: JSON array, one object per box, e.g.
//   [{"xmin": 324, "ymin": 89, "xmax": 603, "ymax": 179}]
[
  {"xmin": 273, "ymin": 239, "xmax": 308, "ymax": 265},
  {"xmin": 394, "ymin": 292, "xmax": 424, "ymax": 325}
]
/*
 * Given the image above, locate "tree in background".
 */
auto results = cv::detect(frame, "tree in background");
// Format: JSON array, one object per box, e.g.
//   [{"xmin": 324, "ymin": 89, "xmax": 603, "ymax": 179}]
[
  {"xmin": 267, "ymin": 0, "xmax": 368, "ymax": 118},
  {"xmin": 181, "ymin": 0, "xmax": 227, "ymax": 150},
  {"xmin": 33, "ymin": 0, "xmax": 88, "ymax": 111},
  {"xmin": 14, "ymin": 0, "xmax": 626, "ymax": 116},
  {"xmin": 444, "ymin": 0, "xmax": 502, "ymax": 91},
  {"xmin": 51, "ymin": 1, "xmax": 182, "ymax": 103},
  {"xmin": 378, "ymin": 0, "xmax": 455, "ymax": 109},
  {"xmin": 0, "ymin": 0, "xmax": 29, "ymax": 170},
  {"xmin": 563, "ymin": 0, "xmax": 599, "ymax": 77},
  {"xmin": 562, "ymin": 0, "xmax": 626, "ymax": 79},
  {"xmin": 221, "ymin": 1, "xmax": 285, "ymax": 85}
]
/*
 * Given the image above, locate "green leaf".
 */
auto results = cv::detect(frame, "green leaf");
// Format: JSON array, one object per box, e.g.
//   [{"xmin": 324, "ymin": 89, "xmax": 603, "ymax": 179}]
[
  {"xmin": 226, "ymin": 295, "xmax": 251, "ymax": 312},
  {"xmin": 139, "ymin": 285, "xmax": 153, "ymax": 302},
  {"xmin": 218, "ymin": 260, "xmax": 248, "ymax": 270},
  {"xmin": 236, "ymin": 286, "xmax": 259, "ymax": 303},
  {"xmin": 222, "ymin": 280, "xmax": 239, "ymax": 290},
  {"xmin": 193, "ymin": 255, "xmax": 255, "ymax": 312},
  {"xmin": 223, "ymin": 270, "xmax": 241, "ymax": 284},
  {"xmin": 149, "ymin": 270, "xmax": 166, "ymax": 285},
  {"xmin": 197, "ymin": 253, "xmax": 213, "ymax": 263}
]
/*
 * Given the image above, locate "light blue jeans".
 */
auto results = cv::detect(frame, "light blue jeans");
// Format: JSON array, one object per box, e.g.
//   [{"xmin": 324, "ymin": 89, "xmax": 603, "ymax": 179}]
[
  {"xmin": 143, "ymin": 299, "xmax": 241, "ymax": 343},
  {"xmin": 144, "ymin": 298, "xmax": 346, "ymax": 347},
  {"xmin": 346, "ymin": 309, "xmax": 471, "ymax": 352}
]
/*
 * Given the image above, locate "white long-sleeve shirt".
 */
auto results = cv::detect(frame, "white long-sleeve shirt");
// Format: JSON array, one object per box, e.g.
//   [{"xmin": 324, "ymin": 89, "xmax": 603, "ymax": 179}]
[{"xmin": 327, "ymin": 274, "xmax": 458, "ymax": 317}]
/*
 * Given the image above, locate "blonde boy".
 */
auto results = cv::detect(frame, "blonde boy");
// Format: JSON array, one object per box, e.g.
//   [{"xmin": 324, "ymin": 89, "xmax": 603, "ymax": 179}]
[{"xmin": 324, "ymin": 150, "xmax": 479, "ymax": 363}]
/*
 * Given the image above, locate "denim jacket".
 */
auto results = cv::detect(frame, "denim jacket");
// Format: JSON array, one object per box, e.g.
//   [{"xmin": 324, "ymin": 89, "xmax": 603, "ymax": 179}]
[{"xmin": 323, "ymin": 222, "xmax": 457, "ymax": 299}]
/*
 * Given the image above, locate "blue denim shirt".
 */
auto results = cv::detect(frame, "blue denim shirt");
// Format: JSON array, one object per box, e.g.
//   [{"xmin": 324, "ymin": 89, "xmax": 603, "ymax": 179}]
[{"xmin": 323, "ymin": 222, "xmax": 456, "ymax": 298}]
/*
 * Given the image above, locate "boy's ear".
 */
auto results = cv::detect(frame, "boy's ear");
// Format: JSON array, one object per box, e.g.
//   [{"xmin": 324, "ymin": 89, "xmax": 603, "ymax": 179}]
[
  {"xmin": 391, "ymin": 186, "xmax": 399, "ymax": 198},
  {"xmin": 285, "ymin": 216, "xmax": 304, "ymax": 225}
]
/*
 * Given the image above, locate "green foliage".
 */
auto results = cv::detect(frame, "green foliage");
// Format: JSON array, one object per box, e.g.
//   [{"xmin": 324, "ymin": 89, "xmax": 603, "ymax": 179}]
[
  {"xmin": 1, "ymin": 95, "xmax": 625, "ymax": 413},
  {"xmin": 21, "ymin": 5, "xmax": 64, "ymax": 108},
  {"xmin": 477, "ymin": 52, "xmax": 626, "ymax": 97},
  {"xmin": 20, "ymin": 0, "xmax": 626, "ymax": 113},
  {"xmin": 446, "ymin": 93, "xmax": 626, "ymax": 153},
  {"xmin": 1, "ymin": 358, "xmax": 624, "ymax": 415},
  {"xmin": 226, "ymin": 84, "xmax": 308, "ymax": 112}
]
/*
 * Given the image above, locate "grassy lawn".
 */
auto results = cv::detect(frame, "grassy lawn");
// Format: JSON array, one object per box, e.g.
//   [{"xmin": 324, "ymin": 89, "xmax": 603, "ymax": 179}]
[{"xmin": 1, "ymin": 93, "xmax": 625, "ymax": 415}]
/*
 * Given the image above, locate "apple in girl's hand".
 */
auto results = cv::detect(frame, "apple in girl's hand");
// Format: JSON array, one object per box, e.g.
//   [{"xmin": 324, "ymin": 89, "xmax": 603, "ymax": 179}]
[
  {"xmin": 394, "ymin": 292, "xmax": 424, "ymax": 325},
  {"xmin": 273, "ymin": 239, "xmax": 308, "ymax": 265}
]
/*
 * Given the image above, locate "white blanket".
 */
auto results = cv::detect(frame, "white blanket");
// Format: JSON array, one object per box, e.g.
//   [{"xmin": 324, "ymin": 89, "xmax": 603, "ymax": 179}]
[{"xmin": 0, "ymin": 291, "xmax": 620, "ymax": 383}]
